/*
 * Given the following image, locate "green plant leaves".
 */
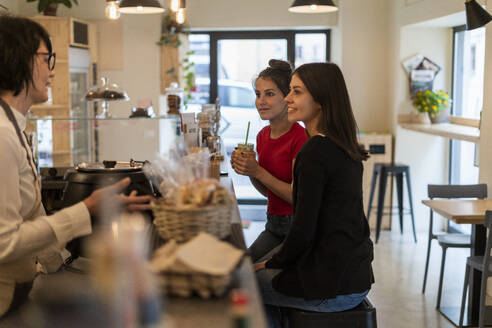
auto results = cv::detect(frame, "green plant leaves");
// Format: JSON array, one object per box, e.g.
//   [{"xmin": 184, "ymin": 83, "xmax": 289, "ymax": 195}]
[
  {"xmin": 413, "ymin": 90, "xmax": 451, "ymax": 115},
  {"xmin": 27, "ymin": 0, "xmax": 78, "ymax": 13}
]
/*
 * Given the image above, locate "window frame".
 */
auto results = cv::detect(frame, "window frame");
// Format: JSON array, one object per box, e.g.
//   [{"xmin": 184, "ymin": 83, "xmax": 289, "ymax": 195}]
[{"xmin": 189, "ymin": 29, "xmax": 331, "ymax": 104}]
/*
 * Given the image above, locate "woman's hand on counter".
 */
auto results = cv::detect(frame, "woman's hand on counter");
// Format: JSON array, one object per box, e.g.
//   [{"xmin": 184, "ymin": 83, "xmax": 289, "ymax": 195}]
[
  {"xmin": 83, "ymin": 178, "xmax": 152, "ymax": 216},
  {"xmin": 254, "ymin": 261, "xmax": 266, "ymax": 272}
]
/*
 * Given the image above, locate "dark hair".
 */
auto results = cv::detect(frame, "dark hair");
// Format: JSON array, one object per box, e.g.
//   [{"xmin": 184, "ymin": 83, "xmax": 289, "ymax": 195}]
[
  {"xmin": 0, "ymin": 15, "xmax": 52, "ymax": 96},
  {"xmin": 294, "ymin": 62, "xmax": 369, "ymax": 161},
  {"xmin": 256, "ymin": 59, "xmax": 292, "ymax": 96}
]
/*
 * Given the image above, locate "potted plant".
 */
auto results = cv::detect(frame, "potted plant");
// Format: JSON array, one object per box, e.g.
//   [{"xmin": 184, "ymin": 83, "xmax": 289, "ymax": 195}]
[
  {"xmin": 26, "ymin": 0, "xmax": 79, "ymax": 16},
  {"xmin": 413, "ymin": 90, "xmax": 451, "ymax": 123}
]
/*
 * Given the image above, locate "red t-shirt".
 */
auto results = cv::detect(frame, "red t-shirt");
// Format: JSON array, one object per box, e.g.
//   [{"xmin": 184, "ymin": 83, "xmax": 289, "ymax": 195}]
[{"xmin": 256, "ymin": 122, "xmax": 308, "ymax": 216}]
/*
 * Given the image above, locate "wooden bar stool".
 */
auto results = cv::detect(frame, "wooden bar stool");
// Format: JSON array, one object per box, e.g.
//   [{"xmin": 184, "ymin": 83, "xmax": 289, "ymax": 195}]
[{"xmin": 367, "ymin": 163, "xmax": 417, "ymax": 243}]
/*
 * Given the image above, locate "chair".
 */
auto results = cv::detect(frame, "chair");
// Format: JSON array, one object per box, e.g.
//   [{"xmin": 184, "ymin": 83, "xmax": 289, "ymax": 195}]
[
  {"xmin": 421, "ymin": 184, "xmax": 487, "ymax": 310},
  {"xmin": 366, "ymin": 163, "xmax": 416, "ymax": 243},
  {"xmin": 287, "ymin": 297, "xmax": 377, "ymax": 328},
  {"xmin": 459, "ymin": 210, "xmax": 492, "ymax": 328}
]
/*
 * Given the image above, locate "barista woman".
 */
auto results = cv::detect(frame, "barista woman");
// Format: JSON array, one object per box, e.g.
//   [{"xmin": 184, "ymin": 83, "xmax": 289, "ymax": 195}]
[
  {"xmin": 254, "ymin": 63, "xmax": 374, "ymax": 327},
  {"xmin": 230, "ymin": 60, "xmax": 308, "ymax": 262},
  {"xmin": 0, "ymin": 15, "xmax": 152, "ymax": 317}
]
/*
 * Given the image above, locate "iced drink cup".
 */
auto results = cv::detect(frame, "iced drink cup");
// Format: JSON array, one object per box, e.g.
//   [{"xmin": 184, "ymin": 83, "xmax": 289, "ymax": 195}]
[{"xmin": 236, "ymin": 143, "xmax": 255, "ymax": 158}]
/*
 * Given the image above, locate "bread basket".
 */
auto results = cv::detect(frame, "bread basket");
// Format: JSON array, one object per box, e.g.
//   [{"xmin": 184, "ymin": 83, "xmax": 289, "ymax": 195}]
[{"xmin": 151, "ymin": 196, "xmax": 233, "ymax": 243}]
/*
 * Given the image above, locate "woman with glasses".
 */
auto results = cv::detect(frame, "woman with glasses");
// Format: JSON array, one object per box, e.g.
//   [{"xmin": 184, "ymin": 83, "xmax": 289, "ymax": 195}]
[{"xmin": 0, "ymin": 15, "xmax": 152, "ymax": 317}]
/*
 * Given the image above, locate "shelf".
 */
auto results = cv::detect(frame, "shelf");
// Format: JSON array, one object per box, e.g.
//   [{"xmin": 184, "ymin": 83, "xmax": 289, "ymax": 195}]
[
  {"xmin": 27, "ymin": 115, "xmax": 180, "ymax": 121},
  {"xmin": 31, "ymin": 104, "xmax": 69, "ymax": 110},
  {"xmin": 399, "ymin": 122, "xmax": 480, "ymax": 143}
]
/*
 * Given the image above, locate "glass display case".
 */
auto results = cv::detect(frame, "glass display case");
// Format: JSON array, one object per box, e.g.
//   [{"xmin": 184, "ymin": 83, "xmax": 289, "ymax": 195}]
[{"xmin": 27, "ymin": 116, "xmax": 181, "ymax": 168}]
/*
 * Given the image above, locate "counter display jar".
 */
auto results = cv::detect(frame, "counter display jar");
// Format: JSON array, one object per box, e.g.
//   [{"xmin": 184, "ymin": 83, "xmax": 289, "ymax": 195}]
[{"xmin": 165, "ymin": 82, "xmax": 184, "ymax": 115}]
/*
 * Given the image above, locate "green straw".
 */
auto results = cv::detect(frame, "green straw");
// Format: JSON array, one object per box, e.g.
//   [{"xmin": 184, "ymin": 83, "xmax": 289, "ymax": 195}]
[{"xmin": 245, "ymin": 121, "xmax": 250, "ymax": 145}]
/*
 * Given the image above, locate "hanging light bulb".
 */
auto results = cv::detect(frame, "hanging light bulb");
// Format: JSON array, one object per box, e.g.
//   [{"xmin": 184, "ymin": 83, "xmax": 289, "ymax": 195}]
[
  {"xmin": 105, "ymin": 0, "xmax": 120, "ymax": 20},
  {"xmin": 170, "ymin": 0, "xmax": 185, "ymax": 12},
  {"xmin": 176, "ymin": 8, "xmax": 185, "ymax": 24},
  {"xmin": 170, "ymin": 0, "xmax": 179, "ymax": 11}
]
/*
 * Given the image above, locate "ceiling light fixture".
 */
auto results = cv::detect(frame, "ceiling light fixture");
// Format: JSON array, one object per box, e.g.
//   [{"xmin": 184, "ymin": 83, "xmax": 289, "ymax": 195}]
[
  {"xmin": 289, "ymin": 0, "xmax": 338, "ymax": 13},
  {"xmin": 465, "ymin": 0, "xmax": 492, "ymax": 30},
  {"xmin": 170, "ymin": 0, "xmax": 185, "ymax": 12},
  {"xmin": 119, "ymin": 0, "xmax": 165, "ymax": 14},
  {"xmin": 176, "ymin": 8, "xmax": 185, "ymax": 24},
  {"xmin": 105, "ymin": 0, "xmax": 121, "ymax": 20}
]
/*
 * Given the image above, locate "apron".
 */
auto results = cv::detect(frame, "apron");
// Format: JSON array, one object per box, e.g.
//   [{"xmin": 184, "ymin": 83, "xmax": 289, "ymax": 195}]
[{"xmin": 0, "ymin": 99, "xmax": 43, "ymax": 316}]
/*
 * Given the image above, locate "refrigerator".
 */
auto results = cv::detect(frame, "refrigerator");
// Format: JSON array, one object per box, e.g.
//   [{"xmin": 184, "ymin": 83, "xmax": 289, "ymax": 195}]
[{"xmin": 69, "ymin": 47, "xmax": 92, "ymax": 165}]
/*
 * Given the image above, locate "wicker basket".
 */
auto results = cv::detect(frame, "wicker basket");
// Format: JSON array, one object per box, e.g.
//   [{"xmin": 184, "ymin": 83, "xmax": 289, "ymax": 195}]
[
  {"xmin": 151, "ymin": 198, "xmax": 232, "ymax": 243},
  {"xmin": 155, "ymin": 271, "xmax": 234, "ymax": 298}
]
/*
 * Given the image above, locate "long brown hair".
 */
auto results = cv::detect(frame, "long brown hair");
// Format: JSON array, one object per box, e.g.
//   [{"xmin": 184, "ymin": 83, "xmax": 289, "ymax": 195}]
[{"xmin": 293, "ymin": 63, "xmax": 368, "ymax": 161}]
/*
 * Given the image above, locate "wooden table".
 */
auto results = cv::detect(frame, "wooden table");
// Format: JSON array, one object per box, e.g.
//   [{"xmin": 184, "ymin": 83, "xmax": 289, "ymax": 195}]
[{"xmin": 422, "ymin": 199, "xmax": 492, "ymax": 327}]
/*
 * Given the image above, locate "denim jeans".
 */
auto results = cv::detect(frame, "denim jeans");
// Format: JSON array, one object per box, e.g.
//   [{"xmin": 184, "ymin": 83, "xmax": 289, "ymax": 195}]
[
  {"xmin": 248, "ymin": 213, "xmax": 292, "ymax": 263},
  {"xmin": 256, "ymin": 268, "xmax": 369, "ymax": 328}
]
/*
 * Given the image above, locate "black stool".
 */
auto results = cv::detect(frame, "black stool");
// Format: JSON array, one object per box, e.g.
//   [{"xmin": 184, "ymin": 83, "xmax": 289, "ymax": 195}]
[
  {"xmin": 367, "ymin": 163, "xmax": 417, "ymax": 243},
  {"xmin": 287, "ymin": 297, "xmax": 377, "ymax": 328}
]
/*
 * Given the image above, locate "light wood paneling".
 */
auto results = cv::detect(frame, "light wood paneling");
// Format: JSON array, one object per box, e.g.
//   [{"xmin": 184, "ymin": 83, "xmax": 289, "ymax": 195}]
[
  {"xmin": 31, "ymin": 16, "xmax": 70, "ymax": 60},
  {"xmin": 30, "ymin": 16, "xmax": 72, "ymax": 166},
  {"xmin": 161, "ymin": 44, "xmax": 179, "ymax": 94}
]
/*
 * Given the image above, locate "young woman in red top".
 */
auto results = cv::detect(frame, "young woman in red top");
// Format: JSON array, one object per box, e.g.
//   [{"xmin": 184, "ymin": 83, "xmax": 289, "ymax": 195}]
[{"xmin": 230, "ymin": 59, "xmax": 308, "ymax": 263}]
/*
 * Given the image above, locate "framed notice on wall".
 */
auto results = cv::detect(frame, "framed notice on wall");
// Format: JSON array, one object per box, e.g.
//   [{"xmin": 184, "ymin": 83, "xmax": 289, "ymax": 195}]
[{"xmin": 402, "ymin": 54, "xmax": 441, "ymax": 98}]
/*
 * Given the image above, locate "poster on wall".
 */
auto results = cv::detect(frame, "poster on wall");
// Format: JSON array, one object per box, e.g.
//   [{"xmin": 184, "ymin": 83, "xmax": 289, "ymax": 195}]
[
  {"xmin": 402, "ymin": 54, "xmax": 441, "ymax": 98},
  {"xmin": 410, "ymin": 70, "xmax": 434, "ymax": 97}
]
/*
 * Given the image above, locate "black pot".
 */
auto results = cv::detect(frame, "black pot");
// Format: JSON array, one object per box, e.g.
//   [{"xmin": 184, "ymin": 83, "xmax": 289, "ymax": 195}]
[{"xmin": 61, "ymin": 162, "xmax": 154, "ymax": 259}]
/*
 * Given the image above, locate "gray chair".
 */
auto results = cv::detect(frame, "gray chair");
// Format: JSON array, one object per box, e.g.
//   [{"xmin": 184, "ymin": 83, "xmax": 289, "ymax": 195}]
[
  {"xmin": 459, "ymin": 210, "xmax": 492, "ymax": 328},
  {"xmin": 421, "ymin": 184, "xmax": 487, "ymax": 310}
]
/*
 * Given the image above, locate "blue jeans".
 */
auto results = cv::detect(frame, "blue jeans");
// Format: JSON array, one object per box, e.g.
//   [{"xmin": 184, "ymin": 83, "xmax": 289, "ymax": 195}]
[
  {"xmin": 256, "ymin": 268, "xmax": 369, "ymax": 328},
  {"xmin": 248, "ymin": 213, "xmax": 292, "ymax": 263}
]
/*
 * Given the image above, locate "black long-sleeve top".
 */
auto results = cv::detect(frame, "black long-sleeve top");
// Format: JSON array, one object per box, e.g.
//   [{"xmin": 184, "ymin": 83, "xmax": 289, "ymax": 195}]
[{"xmin": 265, "ymin": 135, "xmax": 374, "ymax": 300}]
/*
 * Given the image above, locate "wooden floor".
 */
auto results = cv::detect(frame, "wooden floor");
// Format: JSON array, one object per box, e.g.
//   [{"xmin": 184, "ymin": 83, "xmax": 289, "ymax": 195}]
[{"xmin": 243, "ymin": 222, "xmax": 471, "ymax": 328}]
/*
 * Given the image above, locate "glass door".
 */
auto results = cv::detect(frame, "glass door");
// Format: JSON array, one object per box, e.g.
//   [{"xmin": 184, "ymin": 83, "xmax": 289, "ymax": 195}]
[{"xmin": 70, "ymin": 71, "xmax": 92, "ymax": 164}]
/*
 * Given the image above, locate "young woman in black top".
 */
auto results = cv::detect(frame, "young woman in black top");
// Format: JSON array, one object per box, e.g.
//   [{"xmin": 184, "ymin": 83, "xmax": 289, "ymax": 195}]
[{"xmin": 254, "ymin": 62, "xmax": 374, "ymax": 327}]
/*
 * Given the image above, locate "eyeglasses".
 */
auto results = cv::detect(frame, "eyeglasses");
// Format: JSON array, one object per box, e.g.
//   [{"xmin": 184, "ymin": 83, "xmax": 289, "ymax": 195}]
[{"xmin": 36, "ymin": 52, "xmax": 56, "ymax": 71}]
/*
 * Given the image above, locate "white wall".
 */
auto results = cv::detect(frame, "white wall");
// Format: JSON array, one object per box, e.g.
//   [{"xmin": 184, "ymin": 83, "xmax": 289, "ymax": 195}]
[
  {"xmin": 338, "ymin": 0, "xmax": 390, "ymax": 132},
  {"xmin": 0, "ymin": 0, "xmax": 17, "ymax": 13},
  {"xmin": 187, "ymin": 0, "xmax": 337, "ymax": 29}
]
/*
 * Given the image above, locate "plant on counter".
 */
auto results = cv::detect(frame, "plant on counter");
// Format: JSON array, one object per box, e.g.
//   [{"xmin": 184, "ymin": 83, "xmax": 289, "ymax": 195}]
[
  {"xmin": 157, "ymin": 11, "xmax": 195, "ymax": 106},
  {"xmin": 26, "ymin": 0, "xmax": 79, "ymax": 16},
  {"xmin": 413, "ymin": 90, "xmax": 451, "ymax": 119}
]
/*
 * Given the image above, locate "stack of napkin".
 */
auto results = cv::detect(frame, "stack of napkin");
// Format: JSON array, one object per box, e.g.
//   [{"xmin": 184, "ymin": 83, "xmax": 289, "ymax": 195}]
[{"xmin": 150, "ymin": 233, "xmax": 244, "ymax": 298}]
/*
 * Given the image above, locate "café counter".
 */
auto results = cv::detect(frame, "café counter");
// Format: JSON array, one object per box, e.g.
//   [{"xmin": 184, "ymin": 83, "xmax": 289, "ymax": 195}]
[{"xmin": 0, "ymin": 176, "xmax": 267, "ymax": 328}]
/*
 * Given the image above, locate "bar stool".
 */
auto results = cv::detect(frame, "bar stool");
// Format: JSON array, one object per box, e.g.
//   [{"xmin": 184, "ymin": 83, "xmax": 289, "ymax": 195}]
[{"xmin": 367, "ymin": 163, "xmax": 417, "ymax": 243}]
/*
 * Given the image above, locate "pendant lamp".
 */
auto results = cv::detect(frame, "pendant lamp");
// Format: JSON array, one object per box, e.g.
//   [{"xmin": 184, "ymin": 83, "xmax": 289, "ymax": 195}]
[
  {"xmin": 119, "ymin": 0, "xmax": 165, "ymax": 14},
  {"xmin": 289, "ymin": 0, "xmax": 338, "ymax": 13},
  {"xmin": 465, "ymin": 0, "xmax": 492, "ymax": 30}
]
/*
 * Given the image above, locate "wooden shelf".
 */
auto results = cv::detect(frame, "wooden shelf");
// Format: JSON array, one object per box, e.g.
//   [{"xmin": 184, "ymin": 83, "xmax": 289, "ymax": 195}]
[
  {"xmin": 31, "ymin": 104, "xmax": 69, "ymax": 110},
  {"xmin": 399, "ymin": 122, "xmax": 480, "ymax": 143}
]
